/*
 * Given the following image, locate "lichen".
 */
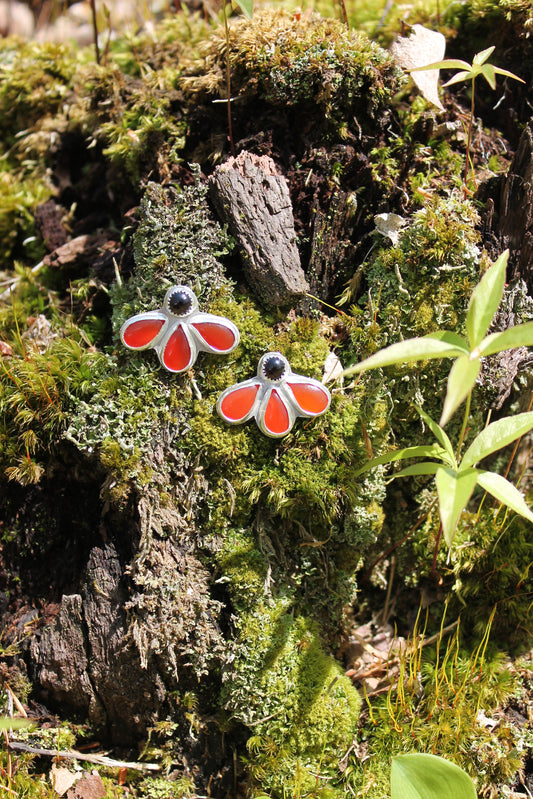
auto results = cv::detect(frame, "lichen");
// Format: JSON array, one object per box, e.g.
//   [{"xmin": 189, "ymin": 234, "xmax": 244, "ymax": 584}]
[{"xmin": 222, "ymin": 604, "xmax": 362, "ymax": 797}]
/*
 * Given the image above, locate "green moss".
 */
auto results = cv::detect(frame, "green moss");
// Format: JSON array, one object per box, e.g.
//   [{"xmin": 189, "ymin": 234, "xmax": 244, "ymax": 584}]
[
  {"xmin": 223, "ymin": 605, "xmax": 361, "ymax": 798},
  {"xmin": 0, "ymin": 331, "xmax": 108, "ymax": 484},
  {"xmin": 110, "ymin": 177, "xmax": 234, "ymax": 337},
  {"xmin": 0, "ymin": 39, "xmax": 77, "ymax": 147},
  {"xmin": 0, "ymin": 174, "xmax": 49, "ymax": 267},
  {"xmin": 448, "ymin": 510, "xmax": 533, "ymax": 647},
  {"xmin": 350, "ymin": 615, "xmax": 524, "ymax": 798},
  {"xmin": 180, "ymin": 8, "xmax": 404, "ymax": 140}
]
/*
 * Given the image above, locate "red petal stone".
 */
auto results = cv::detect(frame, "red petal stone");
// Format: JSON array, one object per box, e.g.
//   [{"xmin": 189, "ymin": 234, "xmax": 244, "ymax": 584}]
[
  {"xmin": 192, "ymin": 322, "xmax": 236, "ymax": 352},
  {"xmin": 288, "ymin": 382, "xmax": 329, "ymax": 414},
  {"xmin": 162, "ymin": 325, "xmax": 192, "ymax": 372},
  {"xmin": 220, "ymin": 385, "xmax": 259, "ymax": 421},
  {"xmin": 123, "ymin": 318, "xmax": 164, "ymax": 349},
  {"xmin": 264, "ymin": 390, "xmax": 290, "ymax": 435}
]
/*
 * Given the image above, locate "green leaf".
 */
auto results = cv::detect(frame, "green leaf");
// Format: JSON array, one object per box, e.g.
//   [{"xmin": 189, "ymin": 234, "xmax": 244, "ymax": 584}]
[
  {"xmin": 440, "ymin": 354, "xmax": 481, "ymax": 427},
  {"xmin": 353, "ymin": 444, "xmax": 447, "ymax": 477},
  {"xmin": 394, "ymin": 462, "xmax": 442, "ymax": 478},
  {"xmin": 465, "ymin": 250, "xmax": 508, "ymax": 349},
  {"xmin": 442, "ymin": 70, "xmax": 473, "ymax": 87},
  {"xmin": 493, "ymin": 66, "xmax": 525, "ymax": 83},
  {"xmin": 477, "ymin": 470, "xmax": 533, "ymax": 523},
  {"xmin": 436, "ymin": 467, "xmax": 479, "ymax": 547},
  {"xmin": 0, "ymin": 717, "xmax": 31, "ymax": 730},
  {"xmin": 232, "ymin": 0, "xmax": 253, "ymax": 17},
  {"xmin": 411, "ymin": 59, "xmax": 472, "ymax": 72},
  {"xmin": 480, "ymin": 63, "xmax": 496, "ymax": 89},
  {"xmin": 415, "ymin": 405, "xmax": 456, "ymax": 466},
  {"xmin": 473, "ymin": 46, "xmax": 495, "ymax": 65},
  {"xmin": 461, "ymin": 412, "xmax": 533, "ymax": 469},
  {"xmin": 391, "ymin": 753, "xmax": 477, "ymax": 799},
  {"xmin": 345, "ymin": 332, "xmax": 468, "ymax": 375},
  {"xmin": 479, "ymin": 321, "xmax": 533, "ymax": 356}
]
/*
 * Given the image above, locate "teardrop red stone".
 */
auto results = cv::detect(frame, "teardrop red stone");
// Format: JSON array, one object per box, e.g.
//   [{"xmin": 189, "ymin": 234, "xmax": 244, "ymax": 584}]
[
  {"xmin": 192, "ymin": 322, "xmax": 236, "ymax": 352},
  {"xmin": 162, "ymin": 325, "xmax": 192, "ymax": 372},
  {"xmin": 264, "ymin": 390, "xmax": 290, "ymax": 435},
  {"xmin": 123, "ymin": 318, "xmax": 164, "ymax": 348},
  {"xmin": 220, "ymin": 385, "xmax": 259, "ymax": 421},
  {"xmin": 288, "ymin": 382, "xmax": 329, "ymax": 414}
]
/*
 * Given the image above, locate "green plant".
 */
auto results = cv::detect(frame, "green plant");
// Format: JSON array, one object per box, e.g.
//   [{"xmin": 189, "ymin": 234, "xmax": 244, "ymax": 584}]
[
  {"xmin": 391, "ymin": 753, "xmax": 476, "ymax": 799},
  {"xmin": 355, "ymin": 403, "xmax": 533, "ymax": 549},
  {"xmin": 347, "ymin": 250, "xmax": 533, "ymax": 426},
  {"xmin": 347, "ymin": 250, "xmax": 533, "ymax": 550},
  {"xmin": 411, "ymin": 48, "xmax": 524, "ymax": 190}
]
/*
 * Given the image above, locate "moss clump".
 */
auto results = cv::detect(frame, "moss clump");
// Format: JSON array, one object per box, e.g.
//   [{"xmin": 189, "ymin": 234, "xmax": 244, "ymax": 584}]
[
  {"xmin": 0, "ymin": 333, "xmax": 108, "ymax": 485},
  {"xmin": 344, "ymin": 194, "xmax": 487, "ymax": 446},
  {"xmin": 180, "ymin": 8, "xmax": 404, "ymax": 140},
  {"xmin": 110, "ymin": 176, "xmax": 234, "ymax": 337},
  {"xmin": 223, "ymin": 605, "xmax": 361, "ymax": 798},
  {"xmin": 449, "ymin": 509, "xmax": 533, "ymax": 647},
  {"xmin": 351, "ymin": 616, "xmax": 524, "ymax": 798},
  {"xmin": 65, "ymin": 62, "xmax": 187, "ymax": 187},
  {"xmin": 0, "ymin": 39, "xmax": 77, "ymax": 147}
]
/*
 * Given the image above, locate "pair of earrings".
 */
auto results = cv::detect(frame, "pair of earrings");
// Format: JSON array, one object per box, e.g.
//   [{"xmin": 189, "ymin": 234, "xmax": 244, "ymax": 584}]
[{"xmin": 120, "ymin": 286, "xmax": 331, "ymax": 438}]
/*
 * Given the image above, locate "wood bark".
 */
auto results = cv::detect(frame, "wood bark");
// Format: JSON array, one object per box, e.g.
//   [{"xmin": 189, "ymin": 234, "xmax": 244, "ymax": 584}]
[
  {"xmin": 209, "ymin": 151, "xmax": 309, "ymax": 306},
  {"xmin": 29, "ymin": 543, "xmax": 166, "ymax": 745},
  {"xmin": 498, "ymin": 122, "xmax": 533, "ymax": 291}
]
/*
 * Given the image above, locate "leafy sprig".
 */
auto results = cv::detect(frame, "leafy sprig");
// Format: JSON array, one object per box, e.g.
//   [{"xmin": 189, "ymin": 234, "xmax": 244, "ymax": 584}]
[
  {"xmin": 346, "ymin": 251, "xmax": 533, "ymax": 426},
  {"xmin": 347, "ymin": 250, "xmax": 533, "ymax": 549},
  {"xmin": 411, "ymin": 48, "xmax": 524, "ymax": 190}
]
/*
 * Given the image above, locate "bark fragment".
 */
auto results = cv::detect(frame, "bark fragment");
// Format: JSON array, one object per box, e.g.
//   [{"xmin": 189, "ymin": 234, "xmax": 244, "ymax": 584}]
[
  {"xmin": 209, "ymin": 151, "xmax": 309, "ymax": 306},
  {"xmin": 498, "ymin": 122, "xmax": 533, "ymax": 291},
  {"xmin": 29, "ymin": 544, "xmax": 166, "ymax": 744}
]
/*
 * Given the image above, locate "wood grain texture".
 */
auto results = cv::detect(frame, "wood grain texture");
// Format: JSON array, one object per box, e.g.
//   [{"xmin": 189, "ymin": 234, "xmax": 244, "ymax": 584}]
[{"xmin": 210, "ymin": 151, "xmax": 308, "ymax": 306}]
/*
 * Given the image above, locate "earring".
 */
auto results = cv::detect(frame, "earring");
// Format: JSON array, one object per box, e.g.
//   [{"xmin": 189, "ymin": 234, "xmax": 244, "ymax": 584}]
[
  {"xmin": 217, "ymin": 352, "xmax": 331, "ymax": 438},
  {"xmin": 120, "ymin": 286, "xmax": 240, "ymax": 373}
]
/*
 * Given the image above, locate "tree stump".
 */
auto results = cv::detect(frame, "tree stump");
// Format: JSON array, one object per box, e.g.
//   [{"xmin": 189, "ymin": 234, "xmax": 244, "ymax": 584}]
[{"xmin": 498, "ymin": 122, "xmax": 533, "ymax": 292}]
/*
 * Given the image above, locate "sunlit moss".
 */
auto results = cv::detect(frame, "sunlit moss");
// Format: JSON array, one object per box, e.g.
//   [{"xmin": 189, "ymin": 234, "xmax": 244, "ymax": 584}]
[{"xmin": 223, "ymin": 604, "xmax": 362, "ymax": 798}]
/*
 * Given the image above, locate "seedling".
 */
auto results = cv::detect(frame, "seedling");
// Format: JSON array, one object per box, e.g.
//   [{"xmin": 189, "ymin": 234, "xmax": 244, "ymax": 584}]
[
  {"xmin": 354, "ymin": 403, "xmax": 533, "ymax": 549},
  {"xmin": 411, "ymin": 47, "xmax": 524, "ymax": 190},
  {"xmin": 347, "ymin": 250, "xmax": 533, "ymax": 553},
  {"xmin": 346, "ymin": 251, "xmax": 533, "ymax": 427}
]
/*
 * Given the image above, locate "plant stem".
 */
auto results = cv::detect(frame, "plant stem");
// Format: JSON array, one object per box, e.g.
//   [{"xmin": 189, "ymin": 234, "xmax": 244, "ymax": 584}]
[
  {"xmin": 222, "ymin": 3, "xmax": 236, "ymax": 158},
  {"xmin": 455, "ymin": 391, "xmax": 471, "ymax": 460},
  {"xmin": 363, "ymin": 506, "xmax": 433, "ymax": 581},
  {"xmin": 431, "ymin": 521, "xmax": 443, "ymax": 578},
  {"xmin": 338, "ymin": 0, "xmax": 349, "ymax": 26},
  {"xmin": 89, "ymin": 0, "xmax": 101, "ymax": 65},
  {"xmin": 463, "ymin": 79, "xmax": 475, "ymax": 191}
]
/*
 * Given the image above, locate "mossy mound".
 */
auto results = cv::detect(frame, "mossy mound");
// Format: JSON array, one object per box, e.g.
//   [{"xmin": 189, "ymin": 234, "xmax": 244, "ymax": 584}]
[{"xmin": 224, "ymin": 607, "xmax": 361, "ymax": 797}]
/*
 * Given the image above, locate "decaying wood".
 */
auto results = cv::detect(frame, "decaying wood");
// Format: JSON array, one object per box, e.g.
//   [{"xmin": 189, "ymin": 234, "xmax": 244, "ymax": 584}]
[
  {"xmin": 43, "ymin": 232, "xmax": 110, "ymax": 271},
  {"xmin": 307, "ymin": 189, "xmax": 354, "ymax": 300},
  {"xmin": 498, "ymin": 122, "xmax": 533, "ymax": 290},
  {"xmin": 209, "ymin": 150, "xmax": 309, "ymax": 306},
  {"xmin": 29, "ymin": 544, "xmax": 166, "ymax": 745}
]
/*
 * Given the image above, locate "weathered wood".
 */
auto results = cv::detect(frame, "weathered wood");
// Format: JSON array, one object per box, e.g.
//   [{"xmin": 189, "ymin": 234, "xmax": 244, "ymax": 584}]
[
  {"xmin": 307, "ymin": 189, "xmax": 354, "ymax": 301},
  {"xmin": 29, "ymin": 544, "xmax": 166, "ymax": 745},
  {"xmin": 43, "ymin": 232, "xmax": 110, "ymax": 271},
  {"xmin": 209, "ymin": 151, "xmax": 309, "ymax": 306},
  {"xmin": 498, "ymin": 122, "xmax": 533, "ymax": 291}
]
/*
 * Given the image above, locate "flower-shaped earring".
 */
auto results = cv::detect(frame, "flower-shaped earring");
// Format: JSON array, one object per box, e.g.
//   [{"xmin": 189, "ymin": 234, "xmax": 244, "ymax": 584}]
[
  {"xmin": 217, "ymin": 352, "xmax": 331, "ymax": 437},
  {"xmin": 120, "ymin": 286, "xmax": 240, "ymax": 373}
]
